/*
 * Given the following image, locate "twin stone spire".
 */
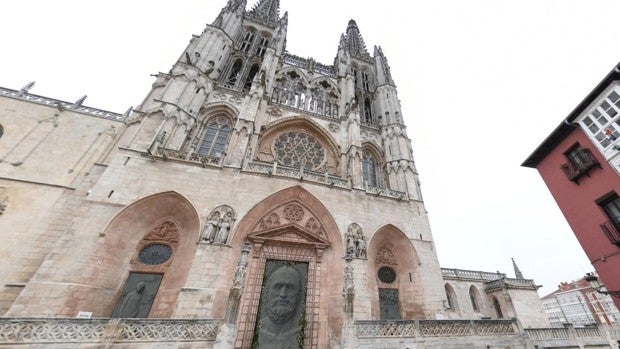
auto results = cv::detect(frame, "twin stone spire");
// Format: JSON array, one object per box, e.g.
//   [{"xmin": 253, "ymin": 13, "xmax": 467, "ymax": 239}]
[{"xmin": 219, "ymin": 0, "xmax": 394, "ymax": 85}]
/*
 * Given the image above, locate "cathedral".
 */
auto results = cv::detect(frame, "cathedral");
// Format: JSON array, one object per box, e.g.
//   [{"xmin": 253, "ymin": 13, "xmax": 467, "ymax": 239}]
[{"xmin": 4, "ymin": 0, "xmax": 607, "ymax": 348}]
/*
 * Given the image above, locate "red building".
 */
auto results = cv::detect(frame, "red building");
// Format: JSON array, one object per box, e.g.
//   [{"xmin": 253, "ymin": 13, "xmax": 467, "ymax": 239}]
[{"xmin": 523, "ymin": 63, "xmax": 620, "ymax": 309}]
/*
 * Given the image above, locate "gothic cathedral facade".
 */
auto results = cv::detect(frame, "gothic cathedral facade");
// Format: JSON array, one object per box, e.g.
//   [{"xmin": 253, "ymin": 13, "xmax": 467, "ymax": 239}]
[{"xmin": 0, "ymin": 0, "xmax": 551, "ymax": 348}]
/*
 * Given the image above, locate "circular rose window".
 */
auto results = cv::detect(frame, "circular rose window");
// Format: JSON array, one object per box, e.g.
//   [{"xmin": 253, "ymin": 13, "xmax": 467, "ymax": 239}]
[
  {"xmin": 273, "ymin": 132, "xmax": 325, "ymax": 170},
  {"xmin": 138, "ymin": 244, "xmax": 173, "ymax": 265},
  {"xmin": 378, "ymin": 266, "xmax": 396, "ymax": 284}
]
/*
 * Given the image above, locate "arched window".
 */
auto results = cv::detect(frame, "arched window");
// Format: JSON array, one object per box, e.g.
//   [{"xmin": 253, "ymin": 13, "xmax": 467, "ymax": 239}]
[
  {"xmin": 256, "ymin": 36, "xmax": 269, "ymax": 58},
  {"xmin": 444, "ymin": 284, "xmax": 458, "ymax": 311},
  {"xmin": 198, "ymin": 116, "xmax": 231, "ymax": 158},
  {"xmin": 244, "ymin": 64, "xmax": 260, "ymax": 90},
  {"xmin": 240, "ymin": 30, "xmax": 255, "ymax": 52},
  {"xmin": 227, "ymin": 59, "xmax": 243, "ymax": 85},
  {"xmin": 493, "ymin": 297, "xmax": 504, "ymax": 318},
  {"xmin": 469, "ymin": 286, "xmax": 480, "ymax": 312},
  {"xmin": 362, "ymin": 71, "xmax": 371, "ymax": 92},
  {"xmin": 362, "ymin": 152, "xmax": 377, "ymax": 187},
  {"xmin": 363, "ymin": 98, "xmax": 373, "ymax": 125}
]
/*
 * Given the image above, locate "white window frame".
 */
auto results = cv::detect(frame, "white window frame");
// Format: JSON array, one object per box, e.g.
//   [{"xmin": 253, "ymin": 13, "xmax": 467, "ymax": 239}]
[{"xmin": 577, "ymin": 84, "xmax": 620, "ymax": 158}]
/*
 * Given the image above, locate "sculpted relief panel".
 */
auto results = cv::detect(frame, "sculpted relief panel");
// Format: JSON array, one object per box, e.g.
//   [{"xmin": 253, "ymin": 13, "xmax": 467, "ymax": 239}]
[
  {"xmin": 252, "ymin": 202, "xmax": 326, "ymax": 239},
  {"xmin": 252, "ymin": 260, "xmax": 308, "ymax": 349}
]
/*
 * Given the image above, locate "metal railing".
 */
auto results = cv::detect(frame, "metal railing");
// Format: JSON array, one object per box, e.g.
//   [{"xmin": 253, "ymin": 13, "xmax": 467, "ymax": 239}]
[{"xmin": 560, "ymin": 148, "xmax": 600, "ymax": 182}]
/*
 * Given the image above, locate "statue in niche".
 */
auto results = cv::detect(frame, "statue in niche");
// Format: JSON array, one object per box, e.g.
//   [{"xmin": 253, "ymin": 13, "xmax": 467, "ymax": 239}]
[
  {"xmin": 345, "ymin": 223, "xmax": 366, "ymax": 259},
  {"xmin": 255, "ymin": 263, "xmax": 307, "ymax": 349},
  {"xmin": 201, "ymin": 205, "xmax": 236, "ymax": 244},
  {"xmin": 201, "ymin": 211, "xmax": 221, "ymax": 243},
  {"xmin": 216, "ymin": 212, "xmax": 233, "ymax": 244}
]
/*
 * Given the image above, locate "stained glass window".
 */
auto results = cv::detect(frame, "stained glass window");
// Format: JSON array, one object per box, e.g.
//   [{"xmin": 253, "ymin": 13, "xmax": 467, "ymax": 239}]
[
  {"xmin": 198, "ymin": 116, "xmax": 231, "ymax": 158},
  {"xmin": 362, "ymin": 153, "xmax": 377, "ymax": 187},
  {"xmin": 273, "ymin": 132, "xmax": 325, "ymax": 170},
  {"xmin": 138, "ymin": 244, "xmax": 172, "ymax": 265}
]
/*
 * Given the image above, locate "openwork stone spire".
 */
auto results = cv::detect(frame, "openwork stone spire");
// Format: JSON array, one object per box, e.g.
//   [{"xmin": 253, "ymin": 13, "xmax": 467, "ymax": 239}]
[
  {"xmin": 374, "ymin": 45, "xmax": 394, "ymax": 86},
  {"xmin": 344, "ymin": 20, "xmax": 371, "ymax": 59},
  {"xmin": 247, "ymin": 0, "xmax": 280, "ymax": 25},
  {"xmin": 512, "ymin": 258, "xmax": 524, "ymax": 279}
]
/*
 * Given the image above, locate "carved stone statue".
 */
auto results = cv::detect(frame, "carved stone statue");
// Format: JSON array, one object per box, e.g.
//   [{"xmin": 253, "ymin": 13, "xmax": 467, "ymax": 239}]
[
  {"xmin": 256, "ymin": 265, "xmax": 304, "ymax": 349},
  {"xmin": 201, "ymin": 212, "xmax": 221, "ymax": 243},
  {"xmin": 346, "ymin": 233, "xmax": 355, "ymax": 257},
  {"xmin": 343, "ymin": 254, "xmax": 354, "ymax": 318},
  {"xmin": 120, "ymin": 282, "xmax": 146, "ymax": 318},
  {"xmin": 346, "ymin": 223, "xmax": 366, "ymax": 259},
  {"xmin": 232, "ymin": 242, "xmax": 251, "ymax": 289},
  {"xmin": 217, "ymin": 212, "xmax": 233, "ymax": 244},
  {"xmin": 355, "ymin": 231, "xmax": 366, "ymax": 259}
]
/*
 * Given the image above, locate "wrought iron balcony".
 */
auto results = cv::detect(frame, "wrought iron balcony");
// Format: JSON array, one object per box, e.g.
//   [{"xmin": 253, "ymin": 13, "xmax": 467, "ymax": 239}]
[
  {"xmin": 560, "ymin": 149, "xmax": 600, "ymax": 183},
  {"xmin": 600, "ymin": 217, "xmax": 620, "ymax": 246}
]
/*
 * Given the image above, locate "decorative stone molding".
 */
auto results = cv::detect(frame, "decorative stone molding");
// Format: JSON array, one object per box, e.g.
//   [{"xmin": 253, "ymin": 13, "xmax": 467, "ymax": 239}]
[
  {"xmin": 266, "ymin": 106, "xmax": 283, "ymax": 117},
  {"xmin": 376, "ymin": 242, "xmax": 397, "ymax": 266},
  {"xmin": 142, "ymin": 220, "xmax": 179, "ymax": 245},
  {"xmin": 252, "ymin": 201, "xmax": 328, "ymax": 239}
]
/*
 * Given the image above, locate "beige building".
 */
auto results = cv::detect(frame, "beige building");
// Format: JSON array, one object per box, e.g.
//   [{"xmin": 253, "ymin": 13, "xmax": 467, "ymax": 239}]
[{"xmin": 3, "ymin": 0, "xmax": 617, "ymax": 348}]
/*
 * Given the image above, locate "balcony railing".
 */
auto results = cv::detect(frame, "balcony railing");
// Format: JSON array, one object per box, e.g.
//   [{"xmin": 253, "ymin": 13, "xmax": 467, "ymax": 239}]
[
  {"xmin": 560, "ymin": 149, "xmax": 600, "ymax": 183},
  {"xmin": 600, "ymin": 218, "xmax": 620, "ymax": 246}
]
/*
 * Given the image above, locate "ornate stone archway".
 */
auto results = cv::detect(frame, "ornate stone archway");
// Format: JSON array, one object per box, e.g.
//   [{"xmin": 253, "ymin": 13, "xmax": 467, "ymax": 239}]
[{"xmin": 229, "ymin": 186, "xmax": 342, "ymax": 349}]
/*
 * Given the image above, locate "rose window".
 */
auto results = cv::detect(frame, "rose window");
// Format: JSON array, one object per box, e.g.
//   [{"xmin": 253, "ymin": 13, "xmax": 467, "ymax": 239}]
[
  {"xmin": 273, "ymin": 132, "xmax": 325, "ymax": 170},
  {"xmin": 138, "ymin": 244, "xmax": 173, "ymax": 265},
  {"xmin": 378, "ymin": 266, "xmax": 397, "ymax": 284}
]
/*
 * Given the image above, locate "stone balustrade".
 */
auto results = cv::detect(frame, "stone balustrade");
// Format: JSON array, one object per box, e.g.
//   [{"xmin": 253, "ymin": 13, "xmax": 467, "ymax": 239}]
[
  {"xmin": 0, "ymin": 318, "xmax": 220, "ymax": 345},
  {"xmin": 441, "ymin": 268, "xmax": 506, "ymax": 281},
  {"xmin": 0, "ymin": 87, "xmax": 125, "ymax": 121},
  {"xmin": 355, "ymin": 319, "xmax": 516, "ymax": 338}
]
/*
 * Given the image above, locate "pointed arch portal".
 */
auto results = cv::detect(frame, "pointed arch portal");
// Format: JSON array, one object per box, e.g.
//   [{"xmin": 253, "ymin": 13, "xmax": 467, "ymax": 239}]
[{"xmin": 230, "ymin": 186, "xmax": 342, "ymax": 349}]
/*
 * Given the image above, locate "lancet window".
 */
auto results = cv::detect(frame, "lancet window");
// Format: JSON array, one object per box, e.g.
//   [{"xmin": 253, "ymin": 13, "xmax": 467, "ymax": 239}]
[
  {"xmin": 220, "ymin": 27, "xmax": 271, "ymax": 90},
  {"xmin": 239, "ymin": 29, "xmax": 255, "ymax": 53},
  {"xmin": 362, "ymin": 148, "xmax": 384, "ymax": 188},
  {"xmin": 351, "ymin": 65, "xmax": 376, "ymax": 127},
  {"xmin": 197, "ymin": 115, "xmax": 231, "ymax": 158},
  {"xmin": 469, "ymin": 286, "xmax": 481, "ymax": 312},
  {"xmin": 256, "ymin": 36, "xmax": 269, "ymax": 58},
  {"xmin": 244, "ymin": 64, "xmax": 260, "ymax": 90},
  {"xmin": 227, "ymin": 59, "xmax": 243, "ymax": 86}
]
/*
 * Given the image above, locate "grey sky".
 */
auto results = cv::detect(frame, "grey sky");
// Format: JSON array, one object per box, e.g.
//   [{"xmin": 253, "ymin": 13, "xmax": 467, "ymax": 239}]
[{"xmin": 3, "ymin": 0, "xmax": 620, "ymax": 296}]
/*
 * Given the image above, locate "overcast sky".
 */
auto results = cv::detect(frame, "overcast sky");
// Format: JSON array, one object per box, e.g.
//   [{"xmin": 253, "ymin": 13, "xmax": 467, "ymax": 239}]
[{"xmin": 3, "ymin": 0, "xmax": 620, "ymax": 297}]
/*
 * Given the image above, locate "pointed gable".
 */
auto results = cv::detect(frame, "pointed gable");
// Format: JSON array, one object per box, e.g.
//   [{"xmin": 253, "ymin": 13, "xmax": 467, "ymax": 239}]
[
  {"xmin": 251, "ymin": 201, "xmax": 329, "ymax": 241},
  {"xmin": 248, "ymin": 223, "xmax": 329, "ymax": 248}
]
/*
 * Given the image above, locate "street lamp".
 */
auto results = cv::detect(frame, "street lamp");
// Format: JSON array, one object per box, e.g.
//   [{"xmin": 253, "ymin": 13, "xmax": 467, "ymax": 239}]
[{"xmin": 585, "ymin": 272, "xmax": 620, "ymax": 298}]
